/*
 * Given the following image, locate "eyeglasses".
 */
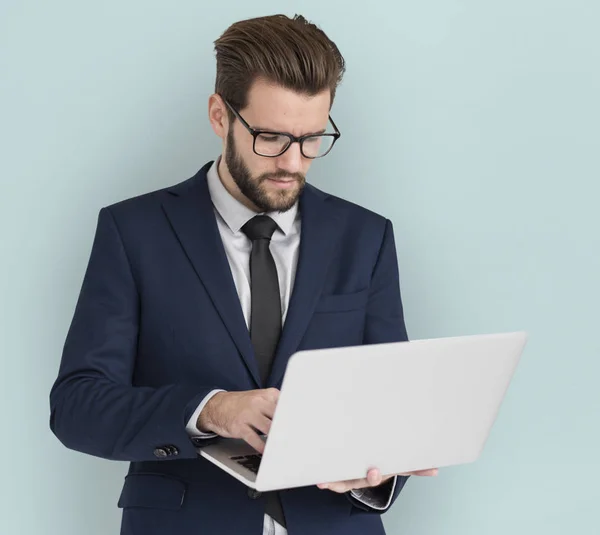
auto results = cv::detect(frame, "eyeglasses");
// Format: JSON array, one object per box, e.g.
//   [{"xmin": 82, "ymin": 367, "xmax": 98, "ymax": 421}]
[{"xmin": 224, "ymin": 99, "xmax": 341, "ymax": 159}]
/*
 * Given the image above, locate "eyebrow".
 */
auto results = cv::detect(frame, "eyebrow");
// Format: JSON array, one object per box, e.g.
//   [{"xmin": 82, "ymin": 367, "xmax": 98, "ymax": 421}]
[{"xmin": 252, "ymin": 126, "xmax": 328, "ymax": 136}]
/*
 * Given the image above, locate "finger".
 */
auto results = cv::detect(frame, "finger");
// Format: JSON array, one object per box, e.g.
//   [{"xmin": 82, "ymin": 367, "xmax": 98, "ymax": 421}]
[
  {"xmin": 242, "ymin": 426, "xmax": 266, "ymax": 454},
  {"xmin": 261, "ymin": 394, "xmax": 279, "ymax": 419},
  {"xmin": 250, "ymin": 414, "xmax": 273, "ymax": 437},
  {"xmin": 319, "ymin": 478, "xmax": 368, "ymax": 493},
  {"xmin": 264, "ymin": 387, "xmax": 280, "ymax": 403},
  {"xmin": 318, "ymin": 481, "xmax": 352, "ymax": 493},
  {"xmin": 399, "ymin": 468, "xmax": 439, "ymax": 477},
  {"xmin": 413, "ymin": 468, "xmax": 438, "ymax": 476},
  {"xmin": 366, "ymin": 468, "xmax": 383, "ymax": 487},
  {"xmin": 262, "ymin": 404, "xmax": 276, "ymax": 420}
]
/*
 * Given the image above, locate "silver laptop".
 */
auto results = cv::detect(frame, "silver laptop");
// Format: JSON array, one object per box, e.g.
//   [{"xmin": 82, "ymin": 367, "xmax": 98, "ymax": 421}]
[{"xmin": 198, "ymin": 331, "xmax": 528, "ymax": 492}]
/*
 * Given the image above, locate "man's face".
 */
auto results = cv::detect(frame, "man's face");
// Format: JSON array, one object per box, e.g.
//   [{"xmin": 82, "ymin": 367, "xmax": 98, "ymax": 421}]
[{"xmin": 223, "ymin": 79, "xmax": 331, "ymax": 212}]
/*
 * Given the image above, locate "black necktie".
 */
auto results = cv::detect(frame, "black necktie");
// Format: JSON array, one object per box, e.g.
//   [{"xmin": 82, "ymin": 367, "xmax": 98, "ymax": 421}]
[
  {"xmin": 241, "ymin": 215, "xmax": 286, "ymax": 528},
  {"xmin": 241, "ymin": 215, "xmax": 282, "ymax": 384}
]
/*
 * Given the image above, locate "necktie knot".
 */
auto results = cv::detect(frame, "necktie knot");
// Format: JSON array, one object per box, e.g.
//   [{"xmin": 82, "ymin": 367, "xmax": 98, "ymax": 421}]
[{"xmin": 241, "ymin": 215, "xmax": 278, "ymax": 241}]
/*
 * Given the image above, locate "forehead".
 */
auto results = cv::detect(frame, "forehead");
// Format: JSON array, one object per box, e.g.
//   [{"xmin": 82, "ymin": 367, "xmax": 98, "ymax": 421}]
[{"xmin": 241, "ymin": 78, "xmax": 331, "ymax": 135}]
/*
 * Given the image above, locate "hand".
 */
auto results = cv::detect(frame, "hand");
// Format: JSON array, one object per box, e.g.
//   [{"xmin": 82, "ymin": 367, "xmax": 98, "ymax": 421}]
[
  {"xmin": 198, "ymin": 388, "xmax": 280, "ymax": 454},
  {"xmin": 317, "ymin": 467, "xmax": 439, "ymax": 493}
]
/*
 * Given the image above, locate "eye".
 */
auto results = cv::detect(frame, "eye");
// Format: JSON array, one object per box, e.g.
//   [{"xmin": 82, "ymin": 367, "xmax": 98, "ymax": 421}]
[
  {"xmin": 258, "ymin": 134, "xmax": 284, "ymax": 143},
  {"xmin": 304, "ymin": 136, "xmax": 321, "ymax": 145}
]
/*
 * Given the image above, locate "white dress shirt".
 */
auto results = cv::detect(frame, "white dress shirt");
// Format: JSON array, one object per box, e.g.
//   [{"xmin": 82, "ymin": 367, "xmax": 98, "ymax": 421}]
[
  {"xmin": 185, "ymin": 159, "xmax": 395, "ymax": 531},
  {"xmin": 185, "ymin": 157, "xmax": 300, "ymax": 438}
]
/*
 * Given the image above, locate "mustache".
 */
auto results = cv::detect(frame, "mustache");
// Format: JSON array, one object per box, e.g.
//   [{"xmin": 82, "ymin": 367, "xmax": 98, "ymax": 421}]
[{"xmin": 260, "ymin": 170, "xmax": 305, "ymax": 182}]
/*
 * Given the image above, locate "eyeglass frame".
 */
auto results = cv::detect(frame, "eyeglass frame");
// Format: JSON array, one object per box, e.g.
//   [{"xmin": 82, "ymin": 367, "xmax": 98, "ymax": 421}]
[{"xmin": 223, "ymin": 98, "xmax": 341, "ymax": 159}]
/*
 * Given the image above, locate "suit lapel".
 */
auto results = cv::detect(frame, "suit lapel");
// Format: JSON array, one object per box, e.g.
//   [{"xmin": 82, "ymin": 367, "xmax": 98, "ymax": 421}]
[
  {"xmin": 267, "ymin": 184, "xmax": 346, "ymax": 388},
  {"xmin": 161, "ymin": 163, "xmax": 261, "ymax": 387}
]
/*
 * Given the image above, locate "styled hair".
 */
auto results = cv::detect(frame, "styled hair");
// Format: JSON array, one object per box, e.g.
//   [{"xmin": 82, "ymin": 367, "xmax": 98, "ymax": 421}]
[{"xmin": 214, "ymin": 14, "xmax": 346, "ymax": 114}]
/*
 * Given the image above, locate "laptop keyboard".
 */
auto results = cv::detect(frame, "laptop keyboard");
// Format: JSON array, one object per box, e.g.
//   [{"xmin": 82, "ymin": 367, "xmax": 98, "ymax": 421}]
[{"xmin": 231, "ymin": 454, "xmax": 262, "ymax": 474}]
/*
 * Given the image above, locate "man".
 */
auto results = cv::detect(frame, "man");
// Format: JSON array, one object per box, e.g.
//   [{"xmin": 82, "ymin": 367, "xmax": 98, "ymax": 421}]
[{"xmin": 49, "ymin": 13, "xmax": 437, "ymax": 535}]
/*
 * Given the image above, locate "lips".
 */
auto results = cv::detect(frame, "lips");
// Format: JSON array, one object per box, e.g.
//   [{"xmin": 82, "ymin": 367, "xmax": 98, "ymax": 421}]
[{"xmin": 266, "ymin": 178, "xmax": 297, "ymax": 188}]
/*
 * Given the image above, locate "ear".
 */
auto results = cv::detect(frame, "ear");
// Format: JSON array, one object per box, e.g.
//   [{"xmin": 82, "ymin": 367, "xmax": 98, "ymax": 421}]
[{"xmin": 208, "ymin": 94, "xmax": 229, "ymax": 139}]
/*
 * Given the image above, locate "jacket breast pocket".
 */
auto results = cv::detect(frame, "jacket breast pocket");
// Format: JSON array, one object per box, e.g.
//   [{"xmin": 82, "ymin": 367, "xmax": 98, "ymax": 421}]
[{"xmin": 314, "ymin": 288, "xmax": 370, "ymax": 314}]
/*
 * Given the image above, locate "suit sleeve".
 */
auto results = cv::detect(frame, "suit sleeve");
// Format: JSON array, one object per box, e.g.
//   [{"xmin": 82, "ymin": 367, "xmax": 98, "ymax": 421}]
[
  {"xmin": 49, "ymin": 207, "xmax": 219, "ymax": 462},
  {"xmin": 345, "ymin": 218, "xmax": 411, "ymax": 513}
]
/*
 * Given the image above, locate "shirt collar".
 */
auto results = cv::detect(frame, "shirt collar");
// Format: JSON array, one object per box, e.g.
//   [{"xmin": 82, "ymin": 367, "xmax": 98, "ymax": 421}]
[{"xmin": 206, "ymin": 158, "xmax": 299, "ymax": 236}]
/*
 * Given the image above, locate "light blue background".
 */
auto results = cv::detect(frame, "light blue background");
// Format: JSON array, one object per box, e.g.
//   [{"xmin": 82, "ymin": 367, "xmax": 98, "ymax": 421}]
[{"xmin": 2, "ymin": 1, "xmax": 598, "ymax": 534}]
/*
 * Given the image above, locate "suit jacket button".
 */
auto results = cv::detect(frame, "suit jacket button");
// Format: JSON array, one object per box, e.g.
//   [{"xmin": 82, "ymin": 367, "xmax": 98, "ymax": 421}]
[
  {"xmin": 154, "ymin": 447, "xmax": 168, "ymax": 458},
  {"xmin": 248, "ymin": 489, "xmax": 262, "ymax": 499},
  {"xmin": 166, "ymin": 445, "xmax": 179, "ymax": 456}
]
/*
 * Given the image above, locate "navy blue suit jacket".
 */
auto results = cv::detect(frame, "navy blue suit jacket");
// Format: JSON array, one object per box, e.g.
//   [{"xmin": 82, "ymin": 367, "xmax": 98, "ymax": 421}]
[{"xmin": 49, "ymin": 162, "xmax": 411, "ymax": 535}]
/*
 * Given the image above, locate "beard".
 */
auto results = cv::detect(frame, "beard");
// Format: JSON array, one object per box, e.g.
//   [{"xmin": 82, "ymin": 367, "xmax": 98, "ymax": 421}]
[{"xmin": 225, "ymin": 128, "xmax": 305, "ymax": 213}]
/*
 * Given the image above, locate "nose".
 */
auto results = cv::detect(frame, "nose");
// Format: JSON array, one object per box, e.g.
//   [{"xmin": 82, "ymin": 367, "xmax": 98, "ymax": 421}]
[{"xmin": 276, "ymin": 142, "xmax": 304, "ymax": 175}]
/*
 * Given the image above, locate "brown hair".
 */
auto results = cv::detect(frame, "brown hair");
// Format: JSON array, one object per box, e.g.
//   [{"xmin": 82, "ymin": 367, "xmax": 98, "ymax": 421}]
[{"xmin": 214, "ymin": 14, "xmax": 345, "ymax": 115}]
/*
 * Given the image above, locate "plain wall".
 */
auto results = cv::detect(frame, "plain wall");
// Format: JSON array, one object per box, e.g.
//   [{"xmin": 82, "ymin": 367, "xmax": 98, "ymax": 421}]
[{"xmin": 1, "ymin": 1, "xmax": 598, "ymax": 534}]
